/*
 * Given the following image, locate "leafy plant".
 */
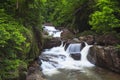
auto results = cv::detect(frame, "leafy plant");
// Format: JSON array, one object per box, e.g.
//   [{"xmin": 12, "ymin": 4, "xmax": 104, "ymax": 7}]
[
  {"xmin": 89, "ymin": 0, "xmax": 120, "ymax": 33},
  {"xmin": 0, "ymin": 9, "xmax": 29, "ymax": 79}
]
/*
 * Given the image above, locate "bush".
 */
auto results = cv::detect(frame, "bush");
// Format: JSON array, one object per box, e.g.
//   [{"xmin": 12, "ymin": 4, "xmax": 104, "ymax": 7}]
[
  {"xmin": 89, "ymin": 0, "xmax": 120, "ymax": 33},
  {"xmin": 0, "ymin": 9, "xmax": 29, "ymax": 80}
]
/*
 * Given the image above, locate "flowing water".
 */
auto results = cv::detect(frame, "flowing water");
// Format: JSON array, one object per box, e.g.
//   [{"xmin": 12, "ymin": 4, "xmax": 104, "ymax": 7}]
[
  {"xmin": 40, "ymin": 26, "xmax": 120, "ymax": 80},
  {"xmin": 43, "ymin": 25, "xmax": 62, "ymax": 37}
]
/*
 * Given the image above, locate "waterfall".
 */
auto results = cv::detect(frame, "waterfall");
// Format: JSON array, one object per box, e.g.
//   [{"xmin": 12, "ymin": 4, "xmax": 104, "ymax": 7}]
[
  {"xmin": 80, "ymin": 43, "xmax": 94, "ymax": 67},
  {"xmin": 40, "ymin": 25, "xmax": 94, "ymax": 76},
  {"xmin": 40, "ymin": 42, "xmax": 94, "ymax": 76},
  {"xmin": 43, "ymin": 26, "xmax": 62, "ymax": 37},
  {"xmin": 66, "ymin": 43, "xmax": 81, "ymax": 54}
]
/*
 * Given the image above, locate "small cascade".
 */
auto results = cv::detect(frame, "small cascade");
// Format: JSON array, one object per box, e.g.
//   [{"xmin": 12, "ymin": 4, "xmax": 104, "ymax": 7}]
[
  {"xmin": 66, "ymin": 43, "xmax": 81, "ymax": 54},
  {"xmin": 66, "ymin": 43, "xmax": 81, "ymax": 60},
  {"xmin": 80, "ymin": 43, "xmax": 94, "ymax": 67},
  {"xmin": 43, "ymin": 25, "xmax": 62, "ymax": 37},
  {"xmin": 41, "ymin": 25, "xmax": 94, "ymax": 76},
  {"xmin": 40, "ymin": 42, "xmax": 94, "ymax": 76}
]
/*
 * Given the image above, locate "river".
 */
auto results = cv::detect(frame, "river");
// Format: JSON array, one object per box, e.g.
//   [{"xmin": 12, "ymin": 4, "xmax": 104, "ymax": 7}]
[{"xmin": 40, "ymin": 25, "xmax": 120, "ymax": 80}]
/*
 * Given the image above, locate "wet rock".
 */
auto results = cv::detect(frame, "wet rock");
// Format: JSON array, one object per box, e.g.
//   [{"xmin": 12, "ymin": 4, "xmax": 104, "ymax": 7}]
[
  {"xmin": 40, "ymin": 54, "xmax": 66, "ymax": 62},
  {"xmin": 43, "ymin": 37, "xmax": 61, "ymax": 49},
  {"xmin": 80, "ymin": 42, "xmax": 86, "ymax": 51},
  {"xmin": 87, "ymin": 45, "xmax": 120, "ymax": 73},
  {"xmin": 70, "ymin": 53, "xmax": 81, "ymax": 60}
]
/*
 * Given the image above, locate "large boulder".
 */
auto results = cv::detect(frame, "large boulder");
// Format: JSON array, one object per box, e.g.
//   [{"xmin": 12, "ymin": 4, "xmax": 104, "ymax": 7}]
[
  {"xmin": 43, "ymin": 37, "xmax": 61, "ymax": 49},
  {"xmin": 70, "ymin": 53, "xmax": 81, "ymax": 60},
  {"xmin": 61, "ymin": 29, "xmax": 74, "ymax": 41},
  {"xmin": 78, "ymin": 34, "xmax": 120, "ymax": 46},
  {"xmin": 87, "ymin": 45, "xmax": 120, "ymax": 73},
  {"xmin": 79, "ymin": 35, "xmax": 95, "ymax": 45},
  {"xmin": 96, "ymin": 34, "xmax": 120, "ymax": 46}
]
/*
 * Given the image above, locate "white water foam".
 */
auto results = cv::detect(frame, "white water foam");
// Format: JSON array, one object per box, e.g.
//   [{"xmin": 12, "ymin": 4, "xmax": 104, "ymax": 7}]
[
  {"xmin": 40, "ymin": 43, "xmax": 94, "ymax": 76},
  {"xmin": 41, "ymin": 26, "xmax": 94, "ymax": 76},
  {"xmin": 43, "ymin": 26, "xmax": 62, "ymax": 37},
  {"xmin": 66, "ymin": 43, "xmax": 81, "ymax": 54}
]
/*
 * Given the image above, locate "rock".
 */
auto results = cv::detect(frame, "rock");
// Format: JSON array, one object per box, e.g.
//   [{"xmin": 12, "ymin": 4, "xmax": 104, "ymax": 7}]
[
  {"xmin": 87, "ymin": 45, "xmax": 120, "ymax": 73},
  {"xmin": 79, "ymin": 34, "xmax": 120, "ymax": 45},
  {"xmin": 96, "ymin": 34, "xmax": 120, "ymax": 46},
  {"xmin": 26, "ymin": 72, "xmax": 46, "ymax": 80},
  {"xmin": 26, "ymin": 59, "xmax": 46, "ymax": 80},
  {"xmin": 73, "ymin": 38, "xmax": 80, "ymax": 43},
  {"xmin": 40, "ymin": 54, "xmax": 66, "ymax": 62},
  {"xmin": 79, "ymin": 35, "xmax": 95, "ymax": 45},
  {"xmin": 80, "ymin": 42, "xmax": 86, "ymax": 51},
  {"xmin": 70, "ymin": 53, "xmax": 81, "ymax": 60},
  {"xmin": 61, "ymin": 29, "xmax": 74, "ymax": 41},
  {"xmin": 43, "ymin": 37, "xmax": 61, "ymax": 49}
]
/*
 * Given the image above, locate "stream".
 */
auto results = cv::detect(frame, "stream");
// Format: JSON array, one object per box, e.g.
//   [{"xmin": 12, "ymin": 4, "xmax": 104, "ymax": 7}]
[{"xmin": 40, "ymin": 26, "xmax": 120, "ymax": 80}]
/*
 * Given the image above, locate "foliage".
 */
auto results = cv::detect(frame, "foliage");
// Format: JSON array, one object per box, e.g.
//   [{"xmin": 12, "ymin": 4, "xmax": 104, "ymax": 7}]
[
  {"xmin": 0, "ymin": 59, "xmax": 27, "ymax": 80},
  {"xmin": 0, "ymin": 0, "xmax": 120, "ymax": 79},
  {"xmin": 89, "ymin": 0, "xmax": 120, "ymax": 33},
  {"xmin": 41, "ymin": 0, "xmax": 95, "ymax": 32},
  {"xmin": 0, "ymin": 9, "xmax": 26, "ymax": 57},
  {"xmin": 1, "ymin": 0, "xmax": 43, "ymax": 55},
  {"xmin": 1, "ymin": 59, "xmax": 19, "ymax": 79},
  {"xmin": 0, "ymin": 9, "xmax": 29, "ymax": 79},
  {"xmin": 0, "ymin": 0, "xmax": 44, "ymax": 79}
]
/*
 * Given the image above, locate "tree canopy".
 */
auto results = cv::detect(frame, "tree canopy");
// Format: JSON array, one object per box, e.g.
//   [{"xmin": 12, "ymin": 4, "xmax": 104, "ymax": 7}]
[{"xmin": 41, "ymin": 0, "xmax": 120, "ymax": 33}]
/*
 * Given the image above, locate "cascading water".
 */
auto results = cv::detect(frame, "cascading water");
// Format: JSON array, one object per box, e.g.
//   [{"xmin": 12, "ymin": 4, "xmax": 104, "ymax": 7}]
[
  {"xmin": 40, "ymin": 42, "xmax": 94, "ymax": 76},
  {"xmin": 43, "ymin": 25, "xmax": 62, "ymax": 37},
  {"xmin": 40, "ymin": 25, "xmax": 120, "ymax": 80},
  {"xmin": 41, "ymin": 26, "xmax": 94, "ymax": 76},
  {"xmin": 66, "ymin": 43, "xmax": 81, "ymax": 54}
]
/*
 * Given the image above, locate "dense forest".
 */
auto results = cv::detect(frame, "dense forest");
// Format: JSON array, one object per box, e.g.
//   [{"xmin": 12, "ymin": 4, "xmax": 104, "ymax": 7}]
[
  {"xmin": 0, "ymin": 0, "xmax": 43, "ymax": 79},
  {"xmin": 0, "ymin": 0, "xmax": 120, "ymax": 80}
]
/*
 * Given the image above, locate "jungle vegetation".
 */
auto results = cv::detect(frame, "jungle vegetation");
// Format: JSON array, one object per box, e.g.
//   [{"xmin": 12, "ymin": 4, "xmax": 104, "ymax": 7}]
[{"xmin": 0, "ymin": 0, "xmax": 120, "ymax": 79}]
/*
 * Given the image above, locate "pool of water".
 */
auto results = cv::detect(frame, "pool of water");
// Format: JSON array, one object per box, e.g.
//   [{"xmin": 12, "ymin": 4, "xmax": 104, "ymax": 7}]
[{"xmin": 45, "ymin": 67, "xmax": 120, "ymax": 80}]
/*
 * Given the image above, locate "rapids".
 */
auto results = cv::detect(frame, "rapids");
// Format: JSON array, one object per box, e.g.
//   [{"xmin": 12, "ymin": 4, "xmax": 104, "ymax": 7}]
[{"xmin": 40, "ymin": 25, "xmax": 120, "ymax": 80}]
